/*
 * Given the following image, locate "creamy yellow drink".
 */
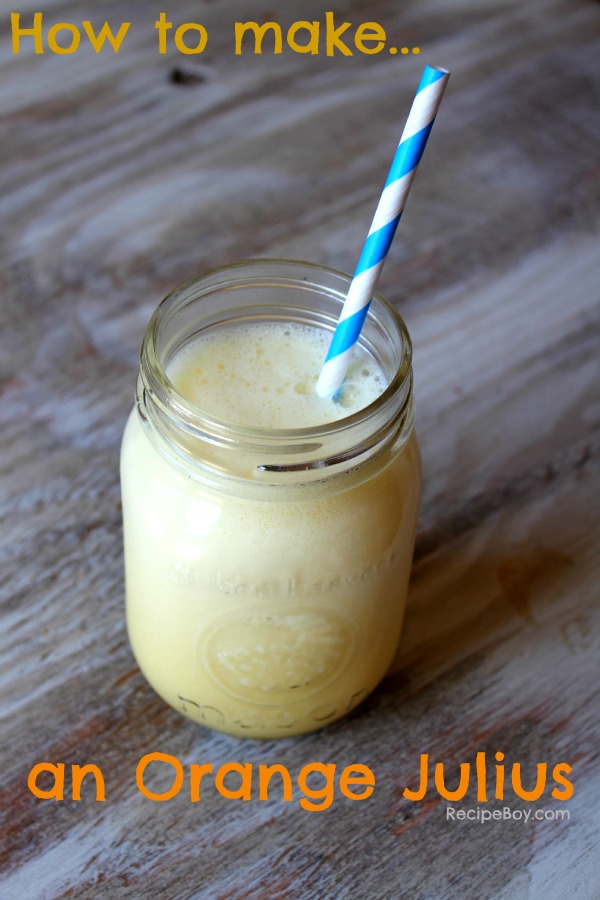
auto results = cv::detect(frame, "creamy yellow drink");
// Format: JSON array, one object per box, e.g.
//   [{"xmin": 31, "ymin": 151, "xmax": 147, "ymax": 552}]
[
  {"xmin": 121, "ymin": 261, "xmax": 421, "ymax": 739},
  {"xmin": 170, "ymin": 321, "xmax": 386, "ymax": 427}
]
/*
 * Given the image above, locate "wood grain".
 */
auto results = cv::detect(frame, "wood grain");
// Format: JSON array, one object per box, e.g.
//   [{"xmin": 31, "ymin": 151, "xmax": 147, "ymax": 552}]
[{"xmin": 1, "ymin": 0, "xmax": 599, "ymax": 897}]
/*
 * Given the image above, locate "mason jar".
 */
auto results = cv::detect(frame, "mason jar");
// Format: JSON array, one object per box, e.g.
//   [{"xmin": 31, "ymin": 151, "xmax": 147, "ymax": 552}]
[{"xmin": 121, "ymin": 259, "xmax": 421, "ymax": 739}]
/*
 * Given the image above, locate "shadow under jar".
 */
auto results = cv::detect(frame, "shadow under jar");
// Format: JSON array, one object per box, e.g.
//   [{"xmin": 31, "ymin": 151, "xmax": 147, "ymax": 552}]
[{"xmin": 121, "ymin": 259, "xmax": 421, "ymax": 739}]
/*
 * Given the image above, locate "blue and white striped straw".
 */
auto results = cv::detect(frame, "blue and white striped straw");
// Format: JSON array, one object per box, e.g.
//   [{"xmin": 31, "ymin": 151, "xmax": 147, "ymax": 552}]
[{"xmin": 316, "ymin": 64, "xmax": 450, "ymax": 399}]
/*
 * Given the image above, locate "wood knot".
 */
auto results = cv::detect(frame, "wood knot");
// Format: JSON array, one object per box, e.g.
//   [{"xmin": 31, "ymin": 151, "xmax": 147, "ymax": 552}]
[{"xmin": 169, "ymin": 64, "xmax": 209, "ymax": 86}]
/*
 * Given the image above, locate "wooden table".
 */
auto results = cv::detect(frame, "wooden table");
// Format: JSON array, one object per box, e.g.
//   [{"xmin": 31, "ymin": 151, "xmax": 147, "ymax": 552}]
[{"xmin": 2, "ymin": 0, "xmax": 599, "ymax": 897}]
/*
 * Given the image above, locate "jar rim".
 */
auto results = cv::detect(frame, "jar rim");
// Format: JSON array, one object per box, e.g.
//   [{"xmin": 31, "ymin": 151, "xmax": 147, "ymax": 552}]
[{"xmin": 140, "ymin": 257, "xmax": 413, "ymax": 446}]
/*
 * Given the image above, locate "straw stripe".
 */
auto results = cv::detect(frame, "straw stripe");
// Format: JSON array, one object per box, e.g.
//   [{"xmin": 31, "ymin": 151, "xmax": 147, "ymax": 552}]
[
  {"xmin": 369, "ymin": 172, "xmax": 413, "ymax": 233},
  {"xmin": 326, "ymin": 307, "xmax": 370, "ymax": 355},
  {"xmin": 384, "ymin": 121, "xmax": 434, "ymax": 185},
  {"xmin": 354, "ymin": 214, "xmax": 401, "ymax": 277},
  {"xmin": 316, "ymin": 64, "xmax": 449, "ymax": 399},
  {"xmin": 401, "ymin": 77, "xmax": 448, "ymax": 140}
]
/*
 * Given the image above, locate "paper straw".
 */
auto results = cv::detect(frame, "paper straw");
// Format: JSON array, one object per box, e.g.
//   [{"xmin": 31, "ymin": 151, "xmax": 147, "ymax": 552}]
[{"xmin": 316, "ymin": 64, "xmax": 450, "ymax": 399}]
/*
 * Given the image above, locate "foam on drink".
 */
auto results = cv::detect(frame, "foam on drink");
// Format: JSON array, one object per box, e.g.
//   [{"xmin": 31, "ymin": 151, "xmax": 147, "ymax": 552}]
[{"xmin": 168, "ymin": 321, "xmax": 387, "ymax": 429}]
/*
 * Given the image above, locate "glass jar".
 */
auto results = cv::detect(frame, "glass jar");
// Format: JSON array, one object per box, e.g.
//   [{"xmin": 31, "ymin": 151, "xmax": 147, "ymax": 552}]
[{"xmin": 121, "ymin": 259, "xmax": 421, "ymax": 739}]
